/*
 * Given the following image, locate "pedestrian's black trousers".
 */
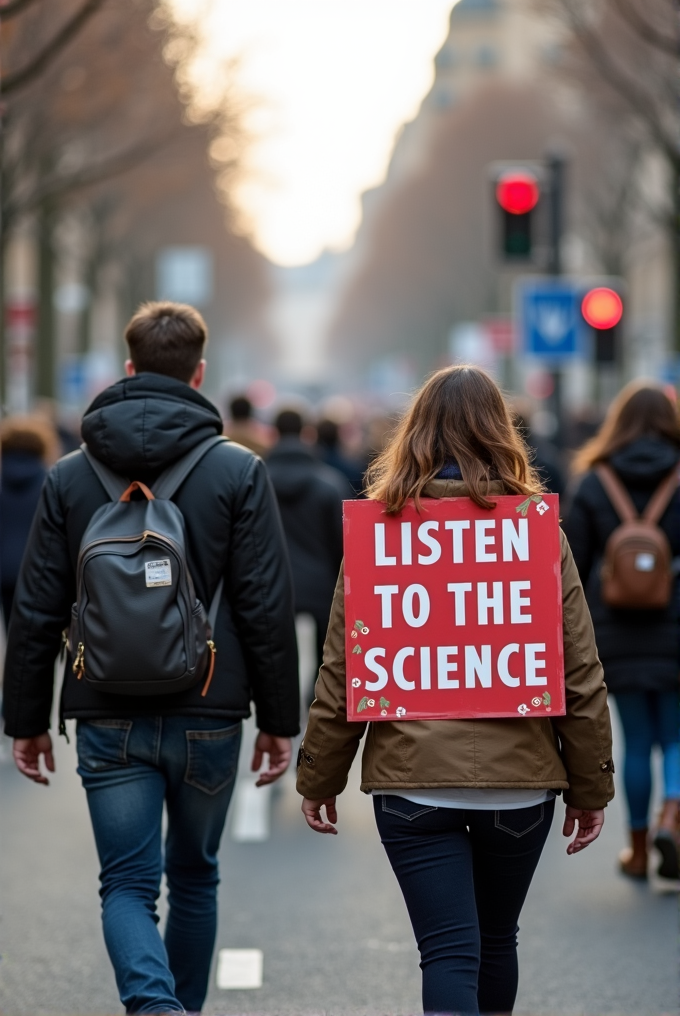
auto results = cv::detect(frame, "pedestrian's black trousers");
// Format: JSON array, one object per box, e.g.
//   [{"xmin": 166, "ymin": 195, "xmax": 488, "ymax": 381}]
[{"xmin": 373, "ymin": 795, "xmax": 554, "ymax": 1016}]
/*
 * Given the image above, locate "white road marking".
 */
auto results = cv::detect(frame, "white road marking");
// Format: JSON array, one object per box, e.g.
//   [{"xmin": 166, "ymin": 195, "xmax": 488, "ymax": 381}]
[
  {"xmin": 296, "ymin": 611, "xmax": 318, "ymax": 705},
  {"xmin": 230, "ymin": 777, "xmax": 272, "ymax": 842},
  {"xmin": 216, "ymin": 948, "xmax": 263, "ymax": 989}
]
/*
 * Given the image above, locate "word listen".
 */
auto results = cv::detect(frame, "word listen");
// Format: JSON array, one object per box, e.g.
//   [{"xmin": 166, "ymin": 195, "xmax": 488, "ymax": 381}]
[{"xmin": 374, "ymin": 517, "xmax": 529, "ymax": 566}]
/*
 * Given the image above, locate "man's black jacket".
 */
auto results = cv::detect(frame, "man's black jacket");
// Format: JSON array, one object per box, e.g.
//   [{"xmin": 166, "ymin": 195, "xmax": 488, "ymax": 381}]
[{"xmin": 2, "ymin": 373, "xmax": 300, "ymax": 739}]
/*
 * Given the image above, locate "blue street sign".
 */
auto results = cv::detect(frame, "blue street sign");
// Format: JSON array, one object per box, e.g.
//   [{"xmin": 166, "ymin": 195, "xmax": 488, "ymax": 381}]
[{"xmin": 517, "ymin": 279, "xmax": 584, "ymax": 361}]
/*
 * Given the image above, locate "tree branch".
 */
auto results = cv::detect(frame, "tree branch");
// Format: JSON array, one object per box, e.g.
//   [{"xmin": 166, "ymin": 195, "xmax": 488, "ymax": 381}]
[
  {"xmin": 15, "ymin": 129, "xmax": 180, "ymax": 215},
  {"xmin": 0, "ymin": 0, "xmax": 42, "ymax": 19},
  {"xmin": 611, "ymin": 0, "xmax": 679, "ymax": 56},
  {"xmin": 1, "ymin": 0, "xmax": 106, "ymax": 95},
  {"xmin": 557, "ymin": 0, "xmax": 680, "ymax": 168}
]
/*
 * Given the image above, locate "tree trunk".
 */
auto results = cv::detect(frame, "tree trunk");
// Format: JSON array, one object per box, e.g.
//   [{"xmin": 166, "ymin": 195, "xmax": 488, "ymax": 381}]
[{"xmin": 36, "ymin": 200, "xmax": 56, "ymax": 399}]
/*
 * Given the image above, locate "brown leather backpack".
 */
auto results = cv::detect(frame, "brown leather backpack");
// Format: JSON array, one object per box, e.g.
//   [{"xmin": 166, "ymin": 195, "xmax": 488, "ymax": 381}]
[{"xmin": 596, "ymin": 464, "xmax": 678, "ymax": 610}]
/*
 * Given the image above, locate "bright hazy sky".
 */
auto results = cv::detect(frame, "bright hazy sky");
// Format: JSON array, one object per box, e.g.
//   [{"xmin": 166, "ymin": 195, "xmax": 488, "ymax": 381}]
[{"xmin": 170, "ymin": 0, "xmax": 456, "ymax": 265}]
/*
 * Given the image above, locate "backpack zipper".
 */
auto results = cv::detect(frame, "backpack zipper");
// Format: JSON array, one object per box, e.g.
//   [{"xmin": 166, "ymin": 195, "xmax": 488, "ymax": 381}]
[
  {"xmin": 73, "ymin": 642, "xmax": 85, "ymax": 679},
  {"xmin": 77, "ymin": 529, "xmax": 178, "ymax": 569}
]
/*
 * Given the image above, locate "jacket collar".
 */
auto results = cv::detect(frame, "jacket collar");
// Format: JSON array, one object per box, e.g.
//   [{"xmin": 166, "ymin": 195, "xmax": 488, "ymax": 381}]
[{"xmin": 423, "ymin": 478, "xmax": 506, "ymax": 499}]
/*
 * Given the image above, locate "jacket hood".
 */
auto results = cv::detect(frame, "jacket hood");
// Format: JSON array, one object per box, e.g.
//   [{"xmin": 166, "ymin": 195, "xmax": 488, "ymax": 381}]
[
  {"xmin": 1, "ymin": 449, "xmax": 46, "ymax": 491},
  {"xmin": 609, "ymin": 437, "xmax": 680, "ymax": 488},
  {"xmin": 81, "ymin": 372, "xmax": 223, "ymax": 475}
]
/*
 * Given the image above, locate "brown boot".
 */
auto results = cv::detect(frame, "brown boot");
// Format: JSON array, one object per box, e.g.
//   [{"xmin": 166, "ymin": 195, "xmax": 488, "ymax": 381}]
[
  {"xmin": 653, "ymin": 800, "xmax": 680, "ymax": 880},
  {"xmin": 619, "ymin": 828, "xmax": 648, "ymax": 879}
]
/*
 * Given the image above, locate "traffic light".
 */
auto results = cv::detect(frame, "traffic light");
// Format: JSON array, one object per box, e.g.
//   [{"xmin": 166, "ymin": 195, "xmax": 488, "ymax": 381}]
[
  {"xmin": 495, "ymin": 169, "xmax": 540, "ymax": 259},
  {"xmin": 581, "ymin": 286, "xmax": 623, "ymax": 364}
]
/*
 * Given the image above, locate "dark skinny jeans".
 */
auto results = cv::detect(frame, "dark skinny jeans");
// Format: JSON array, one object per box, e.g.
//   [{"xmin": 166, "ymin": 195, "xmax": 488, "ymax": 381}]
[{"xmin": 374, "ymin": 794, "xmax": 555, "ymax": 1016}]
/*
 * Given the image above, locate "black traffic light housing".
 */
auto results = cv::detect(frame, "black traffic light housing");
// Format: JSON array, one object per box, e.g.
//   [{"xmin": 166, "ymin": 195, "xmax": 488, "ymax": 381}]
[
  {"xmin": 580, "ymin": 286, "xmax": 624, "ymax": 365},
  {"xmin": 493, "ymin": 168, "xmax": 541, "ymax": 261}
]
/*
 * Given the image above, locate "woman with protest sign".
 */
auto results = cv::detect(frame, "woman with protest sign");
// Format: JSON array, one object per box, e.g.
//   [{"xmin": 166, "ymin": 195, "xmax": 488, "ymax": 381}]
[
  {"xmin": 297, "ymin": 365, "xmax": 614, "ymax": 1016},
  {"xmin": 565, "ymin": 382, "xmax": 680, "ymax": 881}
]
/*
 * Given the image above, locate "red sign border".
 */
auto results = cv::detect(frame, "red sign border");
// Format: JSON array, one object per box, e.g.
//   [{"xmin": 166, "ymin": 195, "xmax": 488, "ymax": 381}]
[{"xmin": 343, "ymin": 495, "xmax": 566, "ymax": 722}]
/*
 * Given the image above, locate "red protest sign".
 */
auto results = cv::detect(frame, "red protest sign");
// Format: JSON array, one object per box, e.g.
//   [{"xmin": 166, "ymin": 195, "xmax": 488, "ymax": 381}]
[{"xmin": 344, "ymin": 494, "xmax": 565, "ymax": 722}]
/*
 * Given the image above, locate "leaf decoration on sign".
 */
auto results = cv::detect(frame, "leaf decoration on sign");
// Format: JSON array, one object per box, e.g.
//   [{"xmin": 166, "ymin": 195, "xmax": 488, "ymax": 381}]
[
  {"xmin": 352, "ymin": 644, "xmax": 363, "ymax": 654},
  {"xmin": 354, "ymin": 620, "xmax": 365, "ymax": 631},
  {"xmin": 542, "ymin": 691, "xmax": 551, "ymax": 706},
  {"xmin": 379, "ymin": 697, "xmax": 390, "ymax": 708},
  {"xmin": 516, "ymin": 494, "xmax": 543, "ymax": 517},
  {"xmin": 357, "ymin": 696, "xmax": 369, "ymax": 712}
]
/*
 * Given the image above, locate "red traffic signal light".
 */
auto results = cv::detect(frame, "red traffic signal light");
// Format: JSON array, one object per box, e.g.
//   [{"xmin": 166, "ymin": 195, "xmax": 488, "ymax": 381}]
[
  {"xmin": 581, "ymin": 287, "xmax": 623, "ymax": 330},
  {"xmin": 495, "ymin": 171, "xmax": 540, "ymax": 215}
]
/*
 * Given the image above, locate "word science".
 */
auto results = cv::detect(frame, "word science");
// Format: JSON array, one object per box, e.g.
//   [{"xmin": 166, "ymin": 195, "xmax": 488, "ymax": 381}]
[{"xmin": 343, "ymin": 494, "xmax": 565, "ymax": 722}]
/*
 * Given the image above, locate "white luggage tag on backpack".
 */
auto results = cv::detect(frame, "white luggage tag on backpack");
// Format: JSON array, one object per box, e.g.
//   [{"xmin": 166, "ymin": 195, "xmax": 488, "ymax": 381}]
[{"xmin": 145, "ymin": 559, "xmax": 172, "ymax": 587}]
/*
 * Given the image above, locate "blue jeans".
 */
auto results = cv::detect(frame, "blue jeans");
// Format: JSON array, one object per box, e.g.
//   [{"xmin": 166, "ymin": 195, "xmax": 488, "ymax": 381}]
[
  {"xmin": 76, "ymin": 716, "xmax": 241, "ymax": 1014},
  {"xmin": 374, "ymin": 795, "xmax": 555, "ymax": 1016},
  {"xmin": 614, "ymin": 691, "xmax": 680, "ymax": 829}
]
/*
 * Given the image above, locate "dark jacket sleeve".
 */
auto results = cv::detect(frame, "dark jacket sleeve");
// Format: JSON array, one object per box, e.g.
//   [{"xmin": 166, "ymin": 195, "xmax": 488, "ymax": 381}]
[
  {"xmin": 3, "ymin": 469, "xmax": 75, "ymax": 738},
  {"xmin": 562, "ymin": 475, "xmax": 598, "ymax": 585},
  {"xmin": 226, "ymin": 457, "xmax": 300, "ymax": 736}
]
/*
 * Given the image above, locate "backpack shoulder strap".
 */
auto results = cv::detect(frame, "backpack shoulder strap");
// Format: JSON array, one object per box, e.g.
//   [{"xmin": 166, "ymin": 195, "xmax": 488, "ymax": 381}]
[
  {"xmin": 595, "ymin": 464, "xmax": 639, "ymax": 523},
  {"xmin": 642, "ymin": 468, "xmax": 679, "ymax": 525},
  {"xmin": 151, "ymin": 435, "xmax": 227, "ymax": 501},
  {"xmin": 153, "ymin": 435, "xmax": 228, "ymax": 631},
  {"xmin": 81, "ymin": 444, "xmax": 129, "ymax": 502}
]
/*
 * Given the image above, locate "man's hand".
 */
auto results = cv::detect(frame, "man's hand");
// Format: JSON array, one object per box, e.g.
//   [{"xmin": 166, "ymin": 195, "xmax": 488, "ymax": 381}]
[
  {"xmin": 251, "ymin": 732, "xmax": 292, "ymax": 787},
  {"xmin": 13, "ymin": 734, "xmax": 55, "ymax": 786},
  {"xmin": 302, "ymin": 797, "xmax": 338, "ymax": 835},
  {"xmin": 563, "ymin": 805, "xmax": 605, "ymax": 854}
]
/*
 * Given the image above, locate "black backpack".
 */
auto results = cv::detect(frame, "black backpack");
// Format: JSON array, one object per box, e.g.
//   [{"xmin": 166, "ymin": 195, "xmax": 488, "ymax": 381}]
[{"xmin": 67, "ymin": 436, "xmax": 225, "ymax": 697}]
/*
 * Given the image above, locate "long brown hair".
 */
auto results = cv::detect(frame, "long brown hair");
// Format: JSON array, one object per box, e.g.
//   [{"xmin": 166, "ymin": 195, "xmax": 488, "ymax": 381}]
[
  {"xmin": 572, "ymin": 381, "xmax": 680, "ymax": 473},
  {"xmin": 365, "ymin": 365, "xmax": 543, "ymax": 513}
]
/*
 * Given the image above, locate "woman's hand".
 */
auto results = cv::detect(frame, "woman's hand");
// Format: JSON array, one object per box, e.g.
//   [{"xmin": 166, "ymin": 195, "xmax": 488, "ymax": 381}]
[
  {"xmin": 302, "ymin": 797, "xmax": 338, "ymax": 834},
  {"xmin": 563, "ymin": 806, "xmax": 605, "ymax": 854}
]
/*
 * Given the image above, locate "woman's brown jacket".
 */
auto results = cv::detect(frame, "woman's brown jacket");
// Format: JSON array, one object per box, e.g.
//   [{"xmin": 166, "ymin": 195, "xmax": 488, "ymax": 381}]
[{"xmin": 296, "ymin": 480, "xmax": 615, "ymax": 812}]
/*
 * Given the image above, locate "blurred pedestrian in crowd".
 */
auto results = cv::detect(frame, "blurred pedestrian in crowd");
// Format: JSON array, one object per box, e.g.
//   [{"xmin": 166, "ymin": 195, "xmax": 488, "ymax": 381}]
[
  {"xmin": 267, "ymin": 409, "xmax": 353, "ymax": 699},
  {"xmin": 512, "ymin": 403, "xmax": 565, "ymax": 496},
  {"xmin": 564, "ymin": 382, "xmax": 680, "ymax": 881},
  {"xmin": 3, "ymin": 302, "xmax": 299, "ymax": 1015},
  {"xmin": 299, "ymin": 365, "xmax": 613, "ymax": 1016},
  {"xmin": 224, "ymin": 393, "xmax": 272, "ymax": 457},
  {"xmin": 316, "ymin": 417, "xmax": 366, "ymax": 495},
  {"xmin": 0, "ymin": 416, "xmax": 58, "ymax": 627}
]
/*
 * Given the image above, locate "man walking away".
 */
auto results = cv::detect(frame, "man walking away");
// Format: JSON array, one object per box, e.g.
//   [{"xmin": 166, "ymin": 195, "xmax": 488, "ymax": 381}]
[
  {"xmin": 266, "ymin": 409, "xmax": 352, "ymax": 702},
  {"xmin": 3, "ymin": 301, "xmax": 300, "ymax": 1015},
  {"xmin": 224, "ymin": 393, "xmax": 271, "ymax": 458}
]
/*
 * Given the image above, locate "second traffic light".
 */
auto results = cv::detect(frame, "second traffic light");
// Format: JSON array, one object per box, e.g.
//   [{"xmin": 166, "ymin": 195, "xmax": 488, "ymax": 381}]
[
  {"xmin": 581, "ymin": 286, "xmax": 623, "ymax": 364},
  {"xmin": 495, "ymin": 169, "xmax": 540, "ymax": 260}
]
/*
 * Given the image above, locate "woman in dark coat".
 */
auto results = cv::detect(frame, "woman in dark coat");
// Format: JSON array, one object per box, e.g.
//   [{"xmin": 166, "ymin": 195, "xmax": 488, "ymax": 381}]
[
  {"xmin": 564, "ymin": 383, "xmax": 680, "ymax": 880},
  {"xmin": 0, "ymin": 416, "xmax": 57, "ymax": 626}
]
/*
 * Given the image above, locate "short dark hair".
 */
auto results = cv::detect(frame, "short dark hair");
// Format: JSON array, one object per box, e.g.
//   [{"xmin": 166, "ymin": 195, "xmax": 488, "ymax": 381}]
[
  {"xmin": 125, "ymin": 301, "xmax": 207, "ymax": 383},
  {"xmin": 230, "ymin": 396, "xmax": 253, "ymax": 421},
  {"xmin": 317, "ymin": 418, "xmax": 339, "ymax": 448},
  {"xmin": 275, "ymin": 409, "xmax": 303, "ymax": 436}
]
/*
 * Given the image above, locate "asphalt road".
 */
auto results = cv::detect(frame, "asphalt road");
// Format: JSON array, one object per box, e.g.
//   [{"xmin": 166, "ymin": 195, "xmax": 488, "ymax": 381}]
[{"xmin": 0, "ymin": 709, "xmax": 677, "ymax": 1016}]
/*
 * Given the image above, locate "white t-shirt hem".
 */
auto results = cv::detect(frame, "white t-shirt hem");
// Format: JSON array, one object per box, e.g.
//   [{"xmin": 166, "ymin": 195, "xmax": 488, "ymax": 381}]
[{"xmin": 371, "ymin": 788, "xmax": 556, "ymax": 810}]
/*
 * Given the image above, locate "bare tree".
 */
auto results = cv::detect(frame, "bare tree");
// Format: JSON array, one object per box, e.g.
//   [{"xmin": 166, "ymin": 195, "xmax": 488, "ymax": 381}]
[
  {"xmin": 546, "ymin": 0, "xmax": 680, "ymax": 348},
  {"xmin": 0, "ymin": 0, "xmax": 267, "ymax": 402}
]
